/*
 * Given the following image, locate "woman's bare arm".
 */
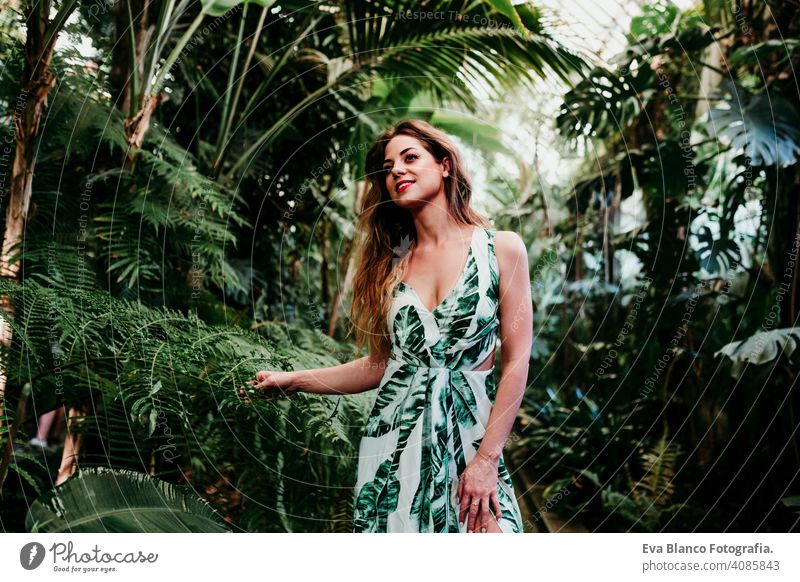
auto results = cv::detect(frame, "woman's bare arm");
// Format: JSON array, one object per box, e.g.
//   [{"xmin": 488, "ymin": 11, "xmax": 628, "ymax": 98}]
[
  {"xmin": 243, "ymin": 352, "xmax": 390, "ymax": 399},
  {"xmin": 477, "ymin": 230, "xmax": 531, "ymax": 461},
  {"xmin": 291, "ymin": 353, "xmax": 388, "ymax": 395}
]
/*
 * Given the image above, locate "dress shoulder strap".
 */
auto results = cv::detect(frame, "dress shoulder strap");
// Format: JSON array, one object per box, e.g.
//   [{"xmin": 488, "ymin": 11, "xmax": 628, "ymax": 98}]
[{"xmin": 480, "ymin": 227, "xmax": 500, "ymax": 303}]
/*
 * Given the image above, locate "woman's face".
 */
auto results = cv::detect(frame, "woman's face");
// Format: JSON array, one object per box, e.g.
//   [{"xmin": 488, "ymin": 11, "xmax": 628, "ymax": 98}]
[{"xmin": 382, "ymin": 135, "xmax": 450, "ymax": 208}]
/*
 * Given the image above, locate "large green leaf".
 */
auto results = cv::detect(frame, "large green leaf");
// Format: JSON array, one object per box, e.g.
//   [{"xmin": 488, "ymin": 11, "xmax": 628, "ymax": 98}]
[
  {"xmin": 25, "ymin": 467, "xmax": 230, "ymax": 533},
  {"xmin": 629, "ymin": 0, "xmax": 678, "ymax": 38},
  {"xmin": 557, "ymin": 65, "xmax": 655, "ymax": 141},
  {"xmin": 707, "ymin": 80, "xmax": 800, "ymax": 167},
  {"xmin": 484, "ymin": 0, "xmax": 527, "ymax": 34},
  {"xmin": 201, "ymin": 0, "xmax": 277, "ymax": 17},
  {"xmin": 694, "ymin": 225, "xmax": 741, "ymax": 274},
  {"xmin": 716, "ymin": 327, "xmax": 800, "ymax": 378},
  {"xmin": 729, "ymin": 39, "xmax": 800, "ymax": 69},
  {"xmin": 428, "ymin": 110, "xmax": 512, "ymax": 156}
]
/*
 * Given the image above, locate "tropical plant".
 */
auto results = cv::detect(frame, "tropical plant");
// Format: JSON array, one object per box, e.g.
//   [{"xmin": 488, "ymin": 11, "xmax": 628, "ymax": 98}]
[
  {"xmin": 26, "ymin": 466, "xmax": 231, "ymax": 532},
  {"xmin": 510, "ymin": 0, "xmax": 800, "ymax": 532},
  {"xmin": 716, "ymin": 327, "xmax": 800, "ymax": 377},
  {"xmin": 2, "ymin": 0, "xmax": 588, "ymax": 528},
  {"xmin": 0, "ymin": 276, "xmax": 372, "ymax": 531}
]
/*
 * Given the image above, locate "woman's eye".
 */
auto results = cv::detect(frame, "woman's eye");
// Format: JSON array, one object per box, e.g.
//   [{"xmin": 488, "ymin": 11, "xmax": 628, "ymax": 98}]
[{"xmin": 381, "ymin": 154, "xmax": 416, "ymax": 175}]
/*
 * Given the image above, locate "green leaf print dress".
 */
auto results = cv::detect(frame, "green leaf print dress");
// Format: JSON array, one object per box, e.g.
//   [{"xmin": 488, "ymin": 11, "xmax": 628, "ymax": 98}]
[{"xmin": 353, "ymin": 226, "xmax": 524, "ymax": 533}]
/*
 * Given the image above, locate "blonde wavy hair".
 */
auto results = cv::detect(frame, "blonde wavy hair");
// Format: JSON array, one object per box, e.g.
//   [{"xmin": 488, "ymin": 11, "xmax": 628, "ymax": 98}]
[{"xmin": 350, "ymin": 119, "xmax": 491, "ymax": 359}]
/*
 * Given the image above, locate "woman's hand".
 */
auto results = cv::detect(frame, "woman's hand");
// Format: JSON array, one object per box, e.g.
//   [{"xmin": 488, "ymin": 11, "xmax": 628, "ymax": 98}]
[
  {"xmin": 238, "ymin": 370, "xmax": 297, "ymax": 404},
  {"xmin": 457, "ymin": 452, "xmax": 502, "ymax": 532}
]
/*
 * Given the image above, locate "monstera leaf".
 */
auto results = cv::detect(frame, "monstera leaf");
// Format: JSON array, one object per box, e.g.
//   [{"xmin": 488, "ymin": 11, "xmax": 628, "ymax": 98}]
[
  {"xmin": 26, "ymin": 467, "xmax": 230, "ymax": 533},
  {"xmin": 707, "ymin": 80, "xmax": 800, "ymax": 167},
  {"xmin": 558, "ymin": 65, "xmax": 655, "ymax": 141},
  {"xmin": 716, "ymin": 328, "xmax": 800, "ymax": 378},
  {"xmin": 694, "ymin": 225, "xmax": 741, "ymax": 274}
]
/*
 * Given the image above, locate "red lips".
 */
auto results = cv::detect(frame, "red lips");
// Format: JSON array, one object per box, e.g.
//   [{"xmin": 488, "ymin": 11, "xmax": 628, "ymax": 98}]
[{"xmin": 396, "ymin": 180, "xmax": 414, "ymax": 193}]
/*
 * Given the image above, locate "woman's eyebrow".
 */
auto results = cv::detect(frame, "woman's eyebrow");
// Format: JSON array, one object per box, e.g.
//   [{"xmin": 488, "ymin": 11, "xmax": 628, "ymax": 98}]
[{"xmin": 383, "ymin": 148, "xmax": 415, "ymax": 165}]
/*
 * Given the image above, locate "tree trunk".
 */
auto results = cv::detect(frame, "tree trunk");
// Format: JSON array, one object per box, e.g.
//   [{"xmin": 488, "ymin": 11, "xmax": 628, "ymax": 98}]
[
  {"xmin": 124, "ymin": 92, "xmax": 160, "ymax": 153},
  {"xmin": 327, "ymin": 234, "xmax": 356, "ymax": 337},
  {"xmin": 113, "ymin": 0, "xmax": 157, "ymax": 164},
  {"xmin": 110, "ymin": 0, "xmax": 154, "ymax": 115},
  {"xmin": 327, "ymin": 181, "xmax": 366, "ymax": 337},
  {"xmin": 1, "ymin": 0, "xmax": 74, "ymax": 427},
  {"xmin": 320, "ymin": 219, "xmax": 330, "ymax": 313},
  {"xmin": 694, "ymin": 41, "xmax": 722, "ymax": 122}
]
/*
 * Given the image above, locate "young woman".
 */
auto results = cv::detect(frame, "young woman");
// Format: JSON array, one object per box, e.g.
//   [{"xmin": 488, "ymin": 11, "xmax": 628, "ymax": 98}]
[{"xmin": 241, "ymin": 119, "xmax": 532, "ymax": 533}]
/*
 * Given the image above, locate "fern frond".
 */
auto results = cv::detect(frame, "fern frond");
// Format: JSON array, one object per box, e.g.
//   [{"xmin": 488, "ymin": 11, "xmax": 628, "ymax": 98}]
[{"xmin": 635, "ymin": 436, "xmax": 680, "ymax": 506}]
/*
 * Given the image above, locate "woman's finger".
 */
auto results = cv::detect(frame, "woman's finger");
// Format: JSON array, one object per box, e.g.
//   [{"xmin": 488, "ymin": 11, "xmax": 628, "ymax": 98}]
[
  {"xmin": 491, "ymin": 490, "xmax": 502, "ymax": 521},
  {"xmin": 255, "ymin": 377, "xmax": 275, "ymax": 389},
  {"xmin": 478, "ymin": 498, "xmax": 493, "ymax": 533},
  {"xmin": 467, "ymin": 497, "xmax": 481, "ymax": 532},
  {"xmin": 459, "ymin": 492, "xmax": 471, "ymax": 526}
]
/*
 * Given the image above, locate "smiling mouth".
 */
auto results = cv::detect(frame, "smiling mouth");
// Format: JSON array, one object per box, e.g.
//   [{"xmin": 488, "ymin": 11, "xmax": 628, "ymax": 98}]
[{"xmin": 396, "ymin": 181, "xmax": 414, "ymax": 193}]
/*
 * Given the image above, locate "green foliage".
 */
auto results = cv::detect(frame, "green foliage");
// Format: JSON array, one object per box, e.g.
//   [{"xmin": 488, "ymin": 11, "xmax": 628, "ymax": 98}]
[
  {"xmin": 201, "ymin": 0, "xmax": 277, "ymax": 18},
  {"xmin": 634, "ymin": 436, "xmax": 680, "ymax": 506},
  {"xmin": 530, "ymin": 0, "xmax": 800, "ymax": 532},
  {"xmin": 694, "ymin": 225, "xmax": 741, "ymax": 273},
  {"xmin": 510, "ymin": 385, "xmax": 644, "ymax": 508},
  {"xmin": 601, "ymin": 437, "xmax": 686, "ymax": 531},
  {"xmin": 557, "ymin": 65, "xmax": 655, "ymax": 141},
  {"xmin": 629, "ymin": 0, "xmax": 678, "ymax": 38},
  {"xmin": 728, "ymin": 39, "xmax": 800, "ymax": 70},
  {"xmin": 26, "ymin": 467, "xmax": 230, "ymax": 533},
  {"xmin": 716, "ymin": 327, "xmax": 800, "ymax": 377},
  {"xmin": 708, "ymin": 81, "xmax": 800, "ymax": 168},
  {"xmin": 3, "ymin": 0, "xmax": 799, "ymax": 535},
  {"xmin": 600, "ymin": 489, "xmax": 684, "ymax": 532},
  {"xmin": 0, "ymin": 277, "xmax": 370, "ymax": 531}
]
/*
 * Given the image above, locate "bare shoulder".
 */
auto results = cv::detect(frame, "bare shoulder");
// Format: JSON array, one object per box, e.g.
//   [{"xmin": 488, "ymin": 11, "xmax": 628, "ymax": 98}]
[{"xmin": 494, "ymin": 230, "xmax": 528, "ymax": 274}]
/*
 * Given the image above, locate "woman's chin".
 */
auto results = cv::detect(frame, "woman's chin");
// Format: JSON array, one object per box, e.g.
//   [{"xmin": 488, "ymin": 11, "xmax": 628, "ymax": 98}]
[
  {"xmin": 392, "ymin": 192, "xmax": 437, "ymax": 209},
  {"xmin": 392, "ymin": 196, "xmax": 422, "ymax": 209}
]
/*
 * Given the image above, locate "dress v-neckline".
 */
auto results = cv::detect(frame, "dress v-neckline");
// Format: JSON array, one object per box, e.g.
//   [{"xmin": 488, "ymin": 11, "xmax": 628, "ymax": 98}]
[{"xmin": 400, "ymin": 227, "xmax": 479, "ymax": 316}]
